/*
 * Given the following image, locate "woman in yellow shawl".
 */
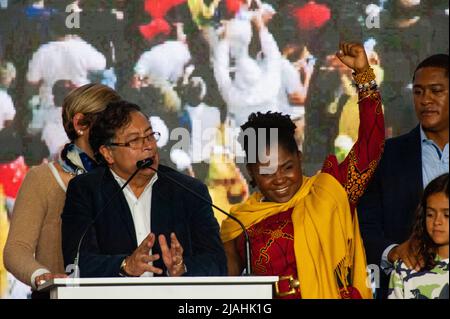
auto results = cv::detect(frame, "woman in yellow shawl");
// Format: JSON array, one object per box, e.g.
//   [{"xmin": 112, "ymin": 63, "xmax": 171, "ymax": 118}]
[{"xmin": 221, "ymin": 43, "xmax": 385, "ymax": 299}]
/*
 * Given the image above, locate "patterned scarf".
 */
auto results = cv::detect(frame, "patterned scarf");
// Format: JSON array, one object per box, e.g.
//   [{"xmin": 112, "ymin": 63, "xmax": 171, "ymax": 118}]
[
  {"xmin": 59, "ymin": 143, "xmax": 97, "ymax": 176},
  {"xmin": 221, "ymin": 173, "xmax": 372, "ymax": 299}
]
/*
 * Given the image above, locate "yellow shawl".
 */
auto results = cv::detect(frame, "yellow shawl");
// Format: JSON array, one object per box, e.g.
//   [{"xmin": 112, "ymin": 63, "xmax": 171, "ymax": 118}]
[{"xmin": 221, "ymin": 173, "xmax": 372, "ymax": 299}]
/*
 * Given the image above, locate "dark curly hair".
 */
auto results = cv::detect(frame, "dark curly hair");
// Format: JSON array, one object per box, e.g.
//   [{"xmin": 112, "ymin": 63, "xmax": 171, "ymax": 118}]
[
  {"xmin": 239, "ymin": 111, "xmax": 299, "ymax": 165},
  {"xmin": 89, "ymin": 100, "xmax": 141, "ymax": 164},
  {"xmin": 410, "ymin": 173, "xmax": 449, "ymax": 270}
]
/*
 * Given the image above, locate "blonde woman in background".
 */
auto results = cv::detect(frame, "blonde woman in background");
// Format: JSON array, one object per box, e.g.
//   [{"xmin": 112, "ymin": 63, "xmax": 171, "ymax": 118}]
[{"xmin": 3, "ymin": 83, "xmax": 120, "ymax": 299}]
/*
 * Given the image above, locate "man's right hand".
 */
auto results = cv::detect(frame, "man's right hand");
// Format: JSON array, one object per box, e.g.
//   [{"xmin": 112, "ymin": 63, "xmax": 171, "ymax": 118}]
[
  {"xmin": 124, "ymin": 233, "xmax": 163, "ymax": 276},
  {"xmin": 387, "ymin": 239, "xmax": 423, "ymax": 271}
]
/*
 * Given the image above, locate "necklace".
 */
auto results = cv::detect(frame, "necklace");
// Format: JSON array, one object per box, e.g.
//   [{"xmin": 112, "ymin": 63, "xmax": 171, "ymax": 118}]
[{"xmin": 65, "ymin": 170, "xmax": 77, "ymax": 177}]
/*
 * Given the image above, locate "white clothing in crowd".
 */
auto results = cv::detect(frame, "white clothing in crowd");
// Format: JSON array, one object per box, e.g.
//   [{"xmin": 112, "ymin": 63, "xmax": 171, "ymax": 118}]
[
  {"xmin": 41, "ymin": 107, "xmax": 68, "ymax": 158},
  {"xmin": 186, "ymin": 103, "xmax": 221, "ymax": 163},
  {"xmin": 149, "ymin": 116, "xmax": 169, "ymax": 149},
  {"xmin": 27, "ymin": 36, "xmax": 106, "ymax": 107},
  {"xmin": 235, "ymin": 1, "xmax": 275, "ymax": 22},
  {"xmin": 278, "ymin": 58, "xmax": 306, "ymax": 116},
  {"xmin": 214, "ymin": 20, "xmax": 282, "ymax": 127},
  {"xmin": 0, "ymin": 89, "xmax": 15, "ymax": 130},
  {"xmin": 134, "ymin": 41, "xmax": 191, "ymax": 85},
  {"xmin": 5, "ymin": 273, "xmax": 31, "ymax": 299}
]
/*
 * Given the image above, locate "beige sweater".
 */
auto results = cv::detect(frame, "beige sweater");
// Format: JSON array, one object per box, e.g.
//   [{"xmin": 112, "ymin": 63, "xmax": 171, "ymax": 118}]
[{"xmin": 3, "ymin": 163, "xmax": 66, "ymax": 287}]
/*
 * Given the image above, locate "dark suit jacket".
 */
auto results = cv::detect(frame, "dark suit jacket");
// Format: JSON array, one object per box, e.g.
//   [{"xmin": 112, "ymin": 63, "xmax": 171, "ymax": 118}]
[
  {"xmin": 62, "ymin": 164, "xmax": 227, "ymax": 277},
  {"xmin": 358, "ymin": 126, "xmax": 423, "ymax": 265},
  {"xmin": 357, "ymin": 126, "xmax": 423, "ymax": 297}
]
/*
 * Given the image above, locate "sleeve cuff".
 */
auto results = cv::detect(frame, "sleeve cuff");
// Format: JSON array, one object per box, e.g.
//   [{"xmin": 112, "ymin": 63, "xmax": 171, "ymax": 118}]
[
  {"xmin": 166, "ymin": 264, "xmax": 188, "ymax": 277},
  {"xmin": 30, "ymin": 268, "xmax": 51, "ymax": 290}
]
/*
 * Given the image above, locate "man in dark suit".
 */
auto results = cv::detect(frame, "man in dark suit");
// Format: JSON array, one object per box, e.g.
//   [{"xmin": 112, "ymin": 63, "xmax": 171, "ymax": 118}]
[
  {"xmin": 358, "ymin": 54, "xmax": 449, "ymax": 297},
  {"xmin": 62, "ymin": 100, "xmax": 227, "ymax": 278}
]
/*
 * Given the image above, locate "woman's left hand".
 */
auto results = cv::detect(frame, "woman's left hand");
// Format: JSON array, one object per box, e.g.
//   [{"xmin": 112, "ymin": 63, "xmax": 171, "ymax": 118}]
[
  {"xmin": 35, "ymin": 272, "xmax": 68, "ymax": 287},
  {"xmin": 336, "ymin": 42, "xmax": 370, "ymax": 74},
  {"xmin": 159, "ymin": 232, "xmax": 186, "ymax": 277}
]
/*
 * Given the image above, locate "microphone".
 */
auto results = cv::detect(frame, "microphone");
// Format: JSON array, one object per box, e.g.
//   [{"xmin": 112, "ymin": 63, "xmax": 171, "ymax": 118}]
[
  {"xmin": 71, "ymin": 162, "xmax": 149, "ymax": 278},
  {"xmin": 137, "ymin": 158, "xmax": 253, "ymax": 276},
  {"xmin": 136, "ymin": 158, "xmax": 154, "ymax": 169}
]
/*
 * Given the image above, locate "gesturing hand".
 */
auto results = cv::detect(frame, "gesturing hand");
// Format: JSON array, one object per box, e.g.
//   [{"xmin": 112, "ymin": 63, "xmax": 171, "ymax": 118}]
[
  {"xmin": 336, "ymin": 42, "xmax": 370, "ymax": 74},
  {"xmin": 125, "ymin": 233, "xmax": 163, "ymax": 276},
  {"xmin": 159, "ymin": 233, "xmax": 186, "ymax": 277}
]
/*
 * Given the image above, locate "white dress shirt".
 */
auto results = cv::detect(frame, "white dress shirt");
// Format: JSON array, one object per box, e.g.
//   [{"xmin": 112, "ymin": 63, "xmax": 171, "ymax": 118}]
[{"xmin": 111, "ymin": 169, "xmax": 158, "ymax": 277}]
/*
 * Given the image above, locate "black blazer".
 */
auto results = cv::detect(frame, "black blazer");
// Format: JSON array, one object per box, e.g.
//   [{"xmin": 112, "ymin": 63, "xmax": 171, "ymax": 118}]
[
  {"xmin": 357, "ymin": 126, "xmax": 423, "ymax": 267},
  {"xmin": 62, "ymin": 165, "xmax": 227, "ymax": 277}
]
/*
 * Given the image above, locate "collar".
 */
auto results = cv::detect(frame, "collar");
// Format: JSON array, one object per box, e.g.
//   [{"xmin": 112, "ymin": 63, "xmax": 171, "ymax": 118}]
[
  {"xmin": 420, "ymin": 126, "xmax": 449, "ymax": 147},
  {"xmin": 110, "ymin": 168, "xmax": 158, "ymax": 193},
  {"xmin": 59, "ymin": 143, "xmax": 97, "ymax": 176},
  {"xmin": 420, "ymin": 126, "xmax": 449, "ymax": 155},
  {"xmin": 420, "ymin": 126, "xmax": 430, "ymax": 143}
]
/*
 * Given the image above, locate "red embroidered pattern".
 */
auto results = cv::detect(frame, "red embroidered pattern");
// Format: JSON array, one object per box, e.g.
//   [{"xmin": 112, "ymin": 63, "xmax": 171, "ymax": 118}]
[
  {"xmin": 345, "ymin": 150, "xmax": 378, "ymax": 205},
  {"xmin": 248, "ymin": 219, "xmax": 294, "ymax": 274}
]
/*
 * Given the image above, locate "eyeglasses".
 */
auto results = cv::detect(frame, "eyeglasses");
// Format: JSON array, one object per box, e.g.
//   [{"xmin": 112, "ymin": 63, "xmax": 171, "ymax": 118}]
[{"xmin": 108, "ymin": 132, "xmax": 161, "ymax": 149}]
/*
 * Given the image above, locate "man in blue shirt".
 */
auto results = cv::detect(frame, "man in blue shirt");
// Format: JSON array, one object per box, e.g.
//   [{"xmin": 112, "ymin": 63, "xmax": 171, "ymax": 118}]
[{"xmin": 358, "ymin": 54, "xmax": 449, "ymax": 298}]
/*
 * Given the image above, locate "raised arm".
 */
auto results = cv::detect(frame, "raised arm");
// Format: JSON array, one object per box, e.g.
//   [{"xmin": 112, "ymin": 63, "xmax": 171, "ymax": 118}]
[
  {"xmin": 213, "ymin": 26, "xmax": 233, "ymax": 102},
  {"xmin": 322, "ymin": 43, "xmax": 385, "ymax": 207}
]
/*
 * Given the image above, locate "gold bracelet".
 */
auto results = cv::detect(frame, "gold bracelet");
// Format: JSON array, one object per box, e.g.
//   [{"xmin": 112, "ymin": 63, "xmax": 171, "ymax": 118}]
[{"xmin": 353, "ymin": 67, "xmax": 376, "ymax": 86}]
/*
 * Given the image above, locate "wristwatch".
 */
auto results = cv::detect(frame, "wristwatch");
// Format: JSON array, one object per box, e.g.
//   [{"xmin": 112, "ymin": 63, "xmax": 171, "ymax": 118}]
[{"xmin": 119, "ymin": 257, "xmax": 132, "ymax": 277}]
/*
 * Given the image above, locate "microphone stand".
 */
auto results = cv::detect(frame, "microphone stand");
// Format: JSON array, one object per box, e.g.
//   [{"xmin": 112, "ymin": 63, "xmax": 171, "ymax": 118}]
[{"xmin": 72, "ymin": 165, "xmax": 145, "ymax": 278}]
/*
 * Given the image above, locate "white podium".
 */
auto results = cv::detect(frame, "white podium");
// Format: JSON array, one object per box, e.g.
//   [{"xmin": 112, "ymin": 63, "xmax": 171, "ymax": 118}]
[{"xmin": 38, "ymin": 276, "xmax": 278, "ymax": 299}]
